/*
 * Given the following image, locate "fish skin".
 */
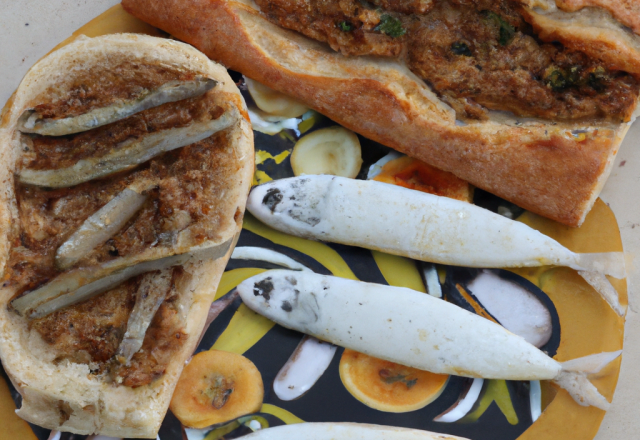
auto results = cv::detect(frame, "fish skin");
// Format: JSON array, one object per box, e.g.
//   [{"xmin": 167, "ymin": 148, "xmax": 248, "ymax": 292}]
[
  {"xmin": 237, "ymin": 270, "xmax": 562, "ymax": 380},
  {"xmin": 12, "ymin": 238, "xmax": 234, "ymax": 319},
  {"xmin": 55, "ymin": 187, "xmax": 149, "ymax": 270},
  {"xmin": 17, "ymin": 78, "xmax": 217, "ymax": 136},
  {"xmin": 17, "ymin": 109, "xmax": 237, "ymax": 188},
  {"xmin": 246, "ymin": 176, "xmax": 579, "ymax": 269},
  {"xmin": 247, "ymin": 175, "xmax": 626, "ymax": 315}
]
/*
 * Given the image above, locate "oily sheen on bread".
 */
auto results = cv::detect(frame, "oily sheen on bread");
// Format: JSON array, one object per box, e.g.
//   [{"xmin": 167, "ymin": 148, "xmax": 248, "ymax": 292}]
[
  {"xmin": 0, "ymin": 34, "xmax": 253, "ymax": 438},
  {"xmin": 122, "ymin": 0, "xmax": 640, "ymax": 226}
]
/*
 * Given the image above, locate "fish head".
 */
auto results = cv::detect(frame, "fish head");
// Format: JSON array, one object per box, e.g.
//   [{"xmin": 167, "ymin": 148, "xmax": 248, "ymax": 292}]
[
  {"xmin": 247, "ymin": 176, "xmax": 336, "ymax": 229},
  {"xmin": 237, "ymin": 270, "xmax": 322, "ymax": 330}
]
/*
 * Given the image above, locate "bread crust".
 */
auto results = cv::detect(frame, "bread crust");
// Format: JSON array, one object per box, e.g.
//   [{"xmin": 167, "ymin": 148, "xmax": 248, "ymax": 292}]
[
  {"xmin": 521, "ymin": 1, "xmax": 640, "ymax": 76},
  {"xmin": 122, "ymin": 0, "xmax": 634, "ymax": 226},
  {"xmin": 0, "ymin": 34, "xmax": 254, "ymax": 438},
  {"xmin": 526, "ymin": 0, "xmax": 640, "ymax": 37}
]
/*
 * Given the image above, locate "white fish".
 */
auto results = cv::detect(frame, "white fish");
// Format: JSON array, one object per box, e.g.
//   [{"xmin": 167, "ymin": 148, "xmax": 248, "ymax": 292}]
[
  {"xmin": 246, "ymin": 176, "xmax": 625, "ymax": 315},
  {"xmin": 239, "ymin": 422, "xmax": 469, "ymax": 440},
  {"xmin": 237, "ymin": 270, "xmax": 621, "ymax": 410},
  {"xmin": 230, "ymin": 246, "xmax": 337, "ymax": 400}
]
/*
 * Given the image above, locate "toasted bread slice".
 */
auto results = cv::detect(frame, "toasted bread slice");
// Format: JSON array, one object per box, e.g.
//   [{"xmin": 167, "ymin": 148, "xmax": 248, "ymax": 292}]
[
  {"xmin": 122, "ymin": 0, "xmax": 639, "ymax": 226},
  {"xmin": 0, "ymin": 33, "xmax": 254, "ymax": 438}
]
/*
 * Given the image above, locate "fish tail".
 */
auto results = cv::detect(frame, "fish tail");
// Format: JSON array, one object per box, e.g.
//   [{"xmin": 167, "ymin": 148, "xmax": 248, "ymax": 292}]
[
  {"xmin": 553, "ymin": 351, "xmax": 622, "ymax": 410},
  {"xmin": 572, "ymin": 252, "xmax": 625, "ymax": 279},
  {"xmin": 577, "ymin": 271, "xmax": 625, "ymax": 316}
]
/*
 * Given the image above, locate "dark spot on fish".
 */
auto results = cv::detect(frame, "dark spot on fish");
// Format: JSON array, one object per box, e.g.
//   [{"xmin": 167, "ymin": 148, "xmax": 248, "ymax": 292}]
[
  {"xmin": 288, "ymin": 209, "xmax": 321, "ymax": 226},
  {"xmin": 285, "ymin": 276, "xmax": 297, "ymax": 286},
  {"xmin": 253, "ymin": 278, "xmax": 274, "ymax": 301},
  {"xmin": 289, "ymin": 195, "xmax": 296, "ymax": 200},
  {"xmin": 291, "ymin": 178, "xmax": 309, "ymax": 190},
  {"xmin": 281, "ymin": 301, "xmax": 293, "ymax": 312},
  {"xmin": 262, "ymin": 188, "xmax": 283, "ymax": 213}
]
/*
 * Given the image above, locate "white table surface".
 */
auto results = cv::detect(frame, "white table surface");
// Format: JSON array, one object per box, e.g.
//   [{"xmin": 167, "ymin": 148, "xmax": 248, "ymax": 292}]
[{"xmin": 1, "ymin": 1, "xmax": 639, "ymax": 439}]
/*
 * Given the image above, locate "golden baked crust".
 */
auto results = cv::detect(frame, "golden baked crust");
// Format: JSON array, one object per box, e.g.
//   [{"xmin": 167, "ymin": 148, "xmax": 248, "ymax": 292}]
[
  {"xmin": 122, "ymin": 0, "xmax": 633, "ymax": 226},
  {"xmin": 526, "ymin": 0, "xmax": 640, "ymax": 36},
  {"xmin": 0, "ymin": 33, "xmax": 254, "ymax": 438},
  {"xmin": 520, "ymin": 3, "xmax": 640, "ymax": 76}
]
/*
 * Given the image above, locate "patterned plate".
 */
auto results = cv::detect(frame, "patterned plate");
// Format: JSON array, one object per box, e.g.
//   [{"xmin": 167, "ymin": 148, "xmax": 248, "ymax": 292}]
[{"xmin": 0, "ymin": 6, "xmax": 626, "ymax": 440}]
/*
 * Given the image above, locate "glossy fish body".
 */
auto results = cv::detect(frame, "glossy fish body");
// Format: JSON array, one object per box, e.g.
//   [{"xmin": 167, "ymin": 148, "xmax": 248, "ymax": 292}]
[
  {"xmin": 247, "ymin": 176, "xmax": 625, "ymax": 315},
  {"xmin": 247, "ymin": 176, "xmax": 600, "ymax": 270},
  {"xmin": 237, "ymin": 270, "xmax": 561, "ymax": 380}
]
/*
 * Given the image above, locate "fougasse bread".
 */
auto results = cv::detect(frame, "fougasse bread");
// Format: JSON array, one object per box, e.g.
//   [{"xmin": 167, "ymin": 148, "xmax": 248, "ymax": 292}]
[
  {"xmin": 121, "ymin": 0, "xmax": 640, "ymax": 226},
  {"xmin": 0, "ymin": 34, "xmax": 253, "ymax": 438}
]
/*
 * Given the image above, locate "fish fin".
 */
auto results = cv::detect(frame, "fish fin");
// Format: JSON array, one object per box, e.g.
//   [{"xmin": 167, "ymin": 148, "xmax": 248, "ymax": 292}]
[
  {"xmin": 561, "ymin": 350, "xmax": 622, "ymax": 374},
  {"xmin": 573, "ymin": 252, "xmax": 625, "ymax": 279},
  {"xmin": 553, "ymin": 372, "xmax": 610, "ymax": 410},
  {"xmin": 553, "ymin": 351, "xmax": 622, "ymax": 410},
  {"xmin": 577, "ymin": 271, "xmax": 625, "ymax": 316}
]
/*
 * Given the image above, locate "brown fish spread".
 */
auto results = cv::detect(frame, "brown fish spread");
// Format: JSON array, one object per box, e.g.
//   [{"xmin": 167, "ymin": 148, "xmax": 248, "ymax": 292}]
[
  {"xmin": 21, "ymin": 94, "xmax": 226, "ymax": 171},
  {"xmin": 6, "ymin": 63, "xmax": 241, "ymax": 387},
  {"xmin": 255, "ymin": 0, "xmax": 639, "ymax": 121},
  {"xmin": 31, "ymin": 61, "xmax": 197, "ymax": 121}
]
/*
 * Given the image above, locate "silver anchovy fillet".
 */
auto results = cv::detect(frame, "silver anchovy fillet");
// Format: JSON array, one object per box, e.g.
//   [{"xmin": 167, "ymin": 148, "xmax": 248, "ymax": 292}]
[
  {"xmin": 17, "ymin": 77, "xmax": 217, "ymax": 136},
  {"xmin": 55, "ymin": 183, "xmax": 151, "ymax": 270},
  {"xmin": 18, "ymin": 108, "xmax": 238, "ymax": 188},
  {"xmin": 11, "ymin": 238, "xmax": 233, "ymax": 319},
  {"xmin": 117, "ymin": 268, "xmax": 174, "ymax": 363}
]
